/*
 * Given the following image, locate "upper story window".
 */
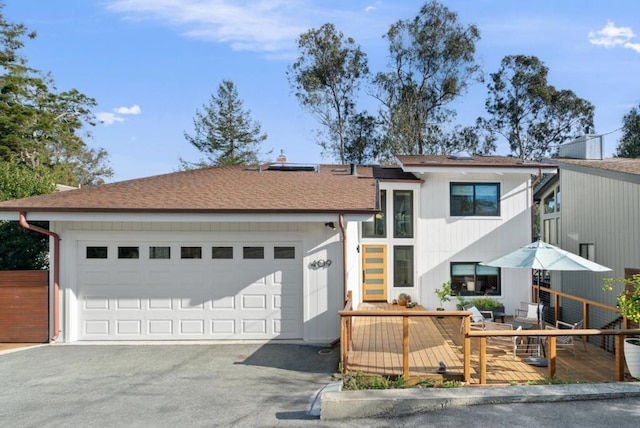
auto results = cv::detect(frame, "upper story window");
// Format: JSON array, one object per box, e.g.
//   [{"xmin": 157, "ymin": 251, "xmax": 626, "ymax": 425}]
[
  {"xmin": 393, "ymin": 190, "xmax": 413, "ymax": 238},
  {"xmin": 544, "ymin": 186, "xmax": 561, "ymax": 214},
  {"xmin": 362, "ymin": 190, "xmax": 386, "ymax": 238},
  {"xmin": 450, "ymin": 183, "xmax": 500, "ymax": 216}
]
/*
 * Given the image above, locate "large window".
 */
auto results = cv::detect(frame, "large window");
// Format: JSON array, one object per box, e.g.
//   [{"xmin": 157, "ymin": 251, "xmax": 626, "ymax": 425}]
[
  {"xmin": 394, "ymin": 246, "xmax": 413, "ymax": 287},
  {"xmin": 451, "ymin": 262, "xmax": 501, "ymax": 296},
  {"xmin": 393, "ymin": 190, "xmax": 413, "ymax": 238},
  {"xmin": 450, "ymin": 183, "xmax": 500, "ymax": 216},
  {"xmin": 362, "ymin": 190, "xmax": 386, "ymax": 238}
]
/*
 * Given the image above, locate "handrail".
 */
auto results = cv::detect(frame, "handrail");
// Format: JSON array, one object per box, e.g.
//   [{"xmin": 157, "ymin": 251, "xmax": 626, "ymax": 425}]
[
  {"xmin": 339, "ymin": 304, "xmax": 640, "ymax": 384},
  {"xmin": 470, "ymin": 327, "xmax": 640, "ymax": 383}
]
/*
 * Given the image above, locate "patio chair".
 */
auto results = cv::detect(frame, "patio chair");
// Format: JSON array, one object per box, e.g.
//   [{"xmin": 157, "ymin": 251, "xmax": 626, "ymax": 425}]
[
  {"xmin": 460, "ymin": 304, "xmax": 494, "ymax": 333},
  {"xmin": 486, "ymin": 322, "xmax": 524, "ymax": 360},
  {"xmin": 514, "ymin": 302, "xmax": 545, "ymax": 327},
  {"xmin": 542, "ymin": 320, "xmax": 585, "ymax": 357}
]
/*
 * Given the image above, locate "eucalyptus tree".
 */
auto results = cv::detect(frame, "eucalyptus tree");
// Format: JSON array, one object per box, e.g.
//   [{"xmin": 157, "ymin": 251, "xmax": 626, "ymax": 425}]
[
  {"xmin": 343, "ymin": 112, "xmax": 389, "ymax": 164},
  {"xmin": 288, "ymin": 23, "xmax": 369, "ymax": 164},
  {"xmin": 374, "ymin": 0, "xmax": 482, "ymax": 155},
  {"xmin": 182, "ymin": 79, "xmax": 268, "ymax": 168},
  {"xmin": 483, "ymin": 55, "xmax": 594, "ymax": 160},
  {"xmin": 615, "ymin": 103, "xmax": 640, "ymax": 158},
  {"xmin": 0, "ymin": 5, "xmax": 112, "ymax": 186}
]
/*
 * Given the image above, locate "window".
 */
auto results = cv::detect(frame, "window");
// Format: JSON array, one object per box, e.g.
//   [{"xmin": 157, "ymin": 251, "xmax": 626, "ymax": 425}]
[
  {"xmin": 544, "ymin": 186, "xmax": 561, "ymax": 214},
  {"xmin": 274, "ymin": 246, "xmax": 295, "ymax": 259},
  {"xmin": 393, "ymin": 190, "xmax": 413, "ymax": 238},
  {"xmin": 150, "ymin": 246, "xmax": 171, "ymax": 259},
  {"xmin": 181, "ymin": 246, "xmax": 202, "ymax": 259},
  {"xmin": 451, "ymin": 262, "xmax": 501, "ymax": 296},
  {"xmin": 118, "ymin": 247, "xmax": 139, "ymax": 259},
  {"xmin": 394, "ymin": 246, "xmax": 413, "ymax": 287},
  {"xmin": 86, "ymin": 246, "xmax": 107, "ymax": 259},
  {"xmin": 363, "ymin": 190, "xmax": 386, "ymax": 238},
  {"xmin": 543, "ymin": 218, "xmax": 560, "ymax": 245},
  {"xmin": 243, "ymin": 247, "xmax": 264, "ymax": 259},
  {"xmin": 580, "ymin": 243, "xmax": 595, "ymax": 261},
  {"xmin": 450, "ymin": 183, "xmax": 500, "ymax": 216},
  {"xmin": 212, "ymin": 247, "xmax": 233, "ymax": 259}
]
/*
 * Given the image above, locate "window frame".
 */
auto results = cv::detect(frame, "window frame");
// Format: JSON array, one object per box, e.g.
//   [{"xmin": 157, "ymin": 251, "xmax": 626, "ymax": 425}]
[
  {"xmin": 450, "ymin": 262, "xmax": 501, "ymax": 296},
  {"xmin": 393, "ymin": 190, "xmax": 414, "ymax": 238},
  {"xmin": 393, "ymin": 245, "xmax": 414, "ymax": 288},
  {"xmin": 450, "ymin": 182, "xmax": 500, "ymax": 217}
]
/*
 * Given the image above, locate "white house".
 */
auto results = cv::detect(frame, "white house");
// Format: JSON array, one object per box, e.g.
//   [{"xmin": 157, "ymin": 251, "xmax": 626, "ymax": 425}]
[{"xmin": 0, "ymin": 156, "xmax": 555, "ymax": 344}]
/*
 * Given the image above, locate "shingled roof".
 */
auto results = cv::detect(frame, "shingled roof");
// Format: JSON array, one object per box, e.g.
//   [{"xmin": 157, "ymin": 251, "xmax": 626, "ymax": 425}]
[{"xmin": 0, "ymin": 164, "xmax": 380, "ymax": 214}]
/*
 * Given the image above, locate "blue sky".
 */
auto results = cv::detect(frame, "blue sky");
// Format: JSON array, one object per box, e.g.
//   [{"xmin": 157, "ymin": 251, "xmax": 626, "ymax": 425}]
[{"xmin": 5, "ymin": 1, "xmax": 640, "ymax": 182}]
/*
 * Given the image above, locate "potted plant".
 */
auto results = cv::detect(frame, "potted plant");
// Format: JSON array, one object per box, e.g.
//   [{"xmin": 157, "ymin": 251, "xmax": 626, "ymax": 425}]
[
  {"xmin": 603, "ymin": 274, "xmax": 640, "ymax": 379},
  {"xmin": 434, "ymin": 281, "xmax": 453, "ymax": 313},
  {"xmin": 469, "ymin": 295, "xmax": 505, "ymax": 319},
  {"xmin": 456, "ymin": 294, "xmax": 470, "ymax": 310},
  {"xmin": 397, "ymin": 293, "xmax": 411, "ymax": 307}
]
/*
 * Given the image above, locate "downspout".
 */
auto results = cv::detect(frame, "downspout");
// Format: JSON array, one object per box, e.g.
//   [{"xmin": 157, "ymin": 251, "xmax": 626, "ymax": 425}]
[
  {"xmin": 338, "ymin": 213, "xmax": 347, "ymax": 303},
  {"xmin": 19, "ymin": 212, "xmax": 61, "ymax": 341}
]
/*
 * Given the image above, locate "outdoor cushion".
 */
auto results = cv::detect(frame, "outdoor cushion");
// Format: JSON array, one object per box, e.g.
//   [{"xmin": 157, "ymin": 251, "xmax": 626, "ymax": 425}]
[
  {"xmin": 526, "ymin": 304, "xmax": 540, "ymax": 320},
  {"xmin": 468, "ymin": 306, "xmax": 485, "ymax": 323}
]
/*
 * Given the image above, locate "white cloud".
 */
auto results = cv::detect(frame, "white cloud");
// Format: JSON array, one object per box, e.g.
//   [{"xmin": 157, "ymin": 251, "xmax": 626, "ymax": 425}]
[
  {"xmin": 96, "ymin": 112, "xmax": 125, "ymax": 125},
  {"xmin": 114, "ymin": 104, "xmax": 142, "ymax": 115},
  {"xmin": 589, "ymin": 22, "xmax": 637, "ymax": 50},
  {"xmin": 96, "ymin": 105, "xmax": 142, "ymax": 125},
  {"xmin": 625, "ymin": 42, "xmax": 640, "ymax": 53},
  {"xmin": 106, "ymin": 0, "xmax": 309, "ymax": 53},
  {"xmin": 364, "ymin": 6, "xmax": 376, "ymax": 13}
]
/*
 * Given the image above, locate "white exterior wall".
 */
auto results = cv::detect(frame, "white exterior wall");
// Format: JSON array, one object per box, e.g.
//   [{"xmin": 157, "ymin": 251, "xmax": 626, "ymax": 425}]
[
  {"xmin": 417, "ymin": 172, "xmax": 533, "ymax": 313},
  {"xmin": 50, "ymin": 220, "xmax": 344, "ymax": 343}
]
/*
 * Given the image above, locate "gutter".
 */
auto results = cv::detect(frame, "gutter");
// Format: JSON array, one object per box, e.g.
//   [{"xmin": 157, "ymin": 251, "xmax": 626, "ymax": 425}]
[{"xmin": 19, "ymin": 212, "xmax": 61, "ymax": 341}]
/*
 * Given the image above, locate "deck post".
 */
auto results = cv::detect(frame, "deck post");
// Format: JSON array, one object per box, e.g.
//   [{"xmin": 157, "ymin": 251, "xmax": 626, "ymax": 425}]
[
  {"xmin": 479, "ymin": 337, "xmax": 487, "ymax": 384},
  {"xmin": 463, "ymin": 317, "xmax": 471, "ymax": 382},
  {"xmin": 340, "ymin": 315, "xmax": 347, "ymax": 374},
  {"xmin": 547, "ymin": 336, "xmax": 556, "ymax": 378},
  {"xmin": 403, "ymin": 315, "xmax": 410, "ymax": 378},
  {"xmin": 615, "ymin": 335, "xmax": 625, "ymax": 381}
]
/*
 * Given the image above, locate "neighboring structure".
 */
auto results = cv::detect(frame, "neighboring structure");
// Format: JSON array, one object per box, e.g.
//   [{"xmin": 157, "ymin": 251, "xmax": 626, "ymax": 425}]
[
  {"xmin": 536, "ymin": 134, "xmax": 640, "ymax": 327},
  {"xmin": 0, "ymin": 156, "xmax": 555, "ymax": 344}
]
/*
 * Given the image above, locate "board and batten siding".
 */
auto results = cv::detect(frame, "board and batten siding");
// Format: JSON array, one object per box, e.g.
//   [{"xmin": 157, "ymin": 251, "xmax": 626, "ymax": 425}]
[
  {"xmin": 417, "ymin": 173, "xmax": 534, "ymax": 313},
  {"xmin": 51, "ymin": 221, "xmax": 344, "ymax": 343},
  {"xmin": 559, "ymin": 169, "xmax": 640, "ymax": 314}
]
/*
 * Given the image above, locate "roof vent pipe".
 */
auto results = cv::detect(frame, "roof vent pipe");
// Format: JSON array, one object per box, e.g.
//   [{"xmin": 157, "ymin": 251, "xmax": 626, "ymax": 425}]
[{"xmin": 350, "ymin": 164, "xmax": 357, "ymax": 176}]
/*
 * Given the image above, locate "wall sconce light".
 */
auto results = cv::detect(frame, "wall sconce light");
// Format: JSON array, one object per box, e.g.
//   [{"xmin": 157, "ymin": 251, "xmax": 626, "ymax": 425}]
[{"xmin": 324, "ymin": 222, "xmax": 336, "ymax": 230}]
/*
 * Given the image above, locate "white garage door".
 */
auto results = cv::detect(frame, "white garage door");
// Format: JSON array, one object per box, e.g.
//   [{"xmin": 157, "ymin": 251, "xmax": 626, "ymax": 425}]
[{"xmin": 76, "ymin": 239, "xmax": 303, "ymax": 340}]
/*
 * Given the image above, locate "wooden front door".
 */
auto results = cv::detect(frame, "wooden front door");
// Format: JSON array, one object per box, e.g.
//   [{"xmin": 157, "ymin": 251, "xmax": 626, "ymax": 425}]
[{"xmin": 362, "ymin": 245, "xmax": 387, "ymax": 302}]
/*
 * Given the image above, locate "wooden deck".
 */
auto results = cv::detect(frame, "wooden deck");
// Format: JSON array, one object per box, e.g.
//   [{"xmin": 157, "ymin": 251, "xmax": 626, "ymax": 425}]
[{"xmin": 346, "ymin": 303, "xmax": 630, "ymax": 385}]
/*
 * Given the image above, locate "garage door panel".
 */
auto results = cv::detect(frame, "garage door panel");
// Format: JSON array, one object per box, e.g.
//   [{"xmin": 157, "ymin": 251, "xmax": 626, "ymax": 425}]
[
  {"xmin": 212, "ymin": 296, "xmax": 235, "ymax": 309},
  {"xmin": 211, "ymin": 319, "xmax": 235, "ymax": 334},
  {"xmin": 180, "ymin": 320, "xmax": 204, "ymax": 334},
  {"xmin": 149, "ymin": 320, "xmax": 173, "ymax": 335},
  {"xmin": 117, "ymin": 320, "xmax": 141, "ymax": 335},
  {"xmin": 77, "ymin": 239, "xmax": 303, "ymax": 340}
]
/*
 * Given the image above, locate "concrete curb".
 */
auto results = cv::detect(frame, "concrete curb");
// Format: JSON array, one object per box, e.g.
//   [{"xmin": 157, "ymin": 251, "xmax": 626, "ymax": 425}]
[{"xmin": 320, "ymin": 382, "xmax": 640, "ymax": 420}]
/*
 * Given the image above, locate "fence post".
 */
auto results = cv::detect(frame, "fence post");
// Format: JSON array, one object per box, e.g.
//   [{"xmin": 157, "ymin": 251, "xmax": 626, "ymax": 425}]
[
  {"xmin": 463, "ymin": 316, "xmax": 471, "ymax": 382},
  {"xmin": 479, "ymin": 337, "xmax": 487, "ymax": 384},
  {"xmin": 547, "ymin": 336, "xmax": 556, "ymax": 378},
  {"xmin": 615, "ymin": 335, "xmax": 625, "ymax": 381},
  {"xmin": 403, "ymin": 315, "xmax": 410, "ymax": 378}
]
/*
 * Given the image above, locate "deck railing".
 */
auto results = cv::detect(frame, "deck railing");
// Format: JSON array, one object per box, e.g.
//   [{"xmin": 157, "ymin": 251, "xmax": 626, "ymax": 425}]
[{"xmin": 339, "ymin": 295, "xmax": 640, "ymax": 384}]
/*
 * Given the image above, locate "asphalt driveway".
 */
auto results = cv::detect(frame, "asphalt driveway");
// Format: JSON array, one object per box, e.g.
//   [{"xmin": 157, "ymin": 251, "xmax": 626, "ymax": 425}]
[{"xmin": 0, "ymin": 343, "xmax": 340, "ymax": 428}]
